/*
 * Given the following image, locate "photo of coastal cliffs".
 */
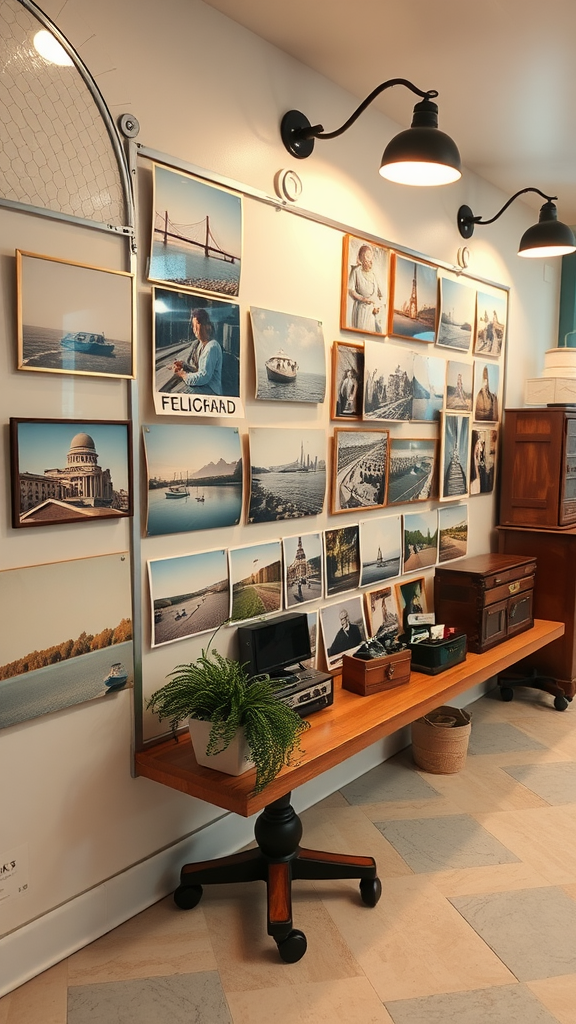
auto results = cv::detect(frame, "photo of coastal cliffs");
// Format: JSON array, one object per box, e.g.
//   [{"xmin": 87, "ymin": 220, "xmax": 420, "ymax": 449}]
[{"xmin": 248, "ymin": 428, "xmax": 326, "ymax": 523}]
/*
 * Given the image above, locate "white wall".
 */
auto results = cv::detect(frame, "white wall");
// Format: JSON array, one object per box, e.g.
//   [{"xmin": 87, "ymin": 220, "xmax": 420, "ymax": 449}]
[{"xmin": 0, "ymin": 0, "xmax": 560, "ymax": 993}]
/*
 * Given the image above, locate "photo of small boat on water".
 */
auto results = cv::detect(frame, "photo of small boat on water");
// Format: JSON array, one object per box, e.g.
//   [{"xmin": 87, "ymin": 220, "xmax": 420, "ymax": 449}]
[
  {"xmin": 17, "ymin": 250, "xmax": 134, "ymax": 378},
  {"xmin": 250, "ymin": 306, "xmax": 326, "ymax": 403},
  {"xmin": 389, "ymin": 254, "xmax": 438, "ymax": 342},
  {"xmin": 103, "ymin": 663, "xmax": 129, "ymax": 690},
  {"xmin": 359, "ymin": 515, "xmax": 402, "ymax": 587},
  {"xmin": 436, "ymin": 277, "xmax": 476, "ymax": 352}
]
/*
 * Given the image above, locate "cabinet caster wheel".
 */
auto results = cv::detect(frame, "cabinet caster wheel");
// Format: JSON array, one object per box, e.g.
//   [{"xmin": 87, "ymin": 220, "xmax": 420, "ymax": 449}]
[
  {"xmin": 360, "ymin": 877, "xmax": 382, "ymax": 907},
  {"xmin": 276, "ymin": 929, "xmax": 307, "ymax": 963},
  {"xmin": 567, "ymin": 695, "xmax": 573, "ymax": 702},
  {"xmin": 499, "ymin": 686, "xmax": 514, "ymax": 702},
  {"xmin": 554, "ymin": 695, "xmax": 569, "ymax": 712},
  {"xmin": 174, "ymin": 884, "xmax": 203, "ymax": 909}
]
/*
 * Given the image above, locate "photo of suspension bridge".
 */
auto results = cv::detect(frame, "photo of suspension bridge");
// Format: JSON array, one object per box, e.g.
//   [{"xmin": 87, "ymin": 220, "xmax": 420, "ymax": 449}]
[{"xmin": 149, "ymin": 164, "xmax": 242, "ymax": 297}]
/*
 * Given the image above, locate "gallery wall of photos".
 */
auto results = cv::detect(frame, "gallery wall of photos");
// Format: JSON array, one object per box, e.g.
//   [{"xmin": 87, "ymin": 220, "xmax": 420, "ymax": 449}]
[{"xmin": 1, "ymin": 152, "xmax": 507, "ymax": 742}]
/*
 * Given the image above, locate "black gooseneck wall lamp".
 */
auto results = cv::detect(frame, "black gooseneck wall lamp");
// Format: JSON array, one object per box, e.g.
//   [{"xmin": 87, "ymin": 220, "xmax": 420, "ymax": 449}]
[
  {"xmin": 281, "ymin": 78, "xmax": 461, "ymax": 186},
  {"xmin": 458, "ymin": 188, "xmax": 576, "ymax": 258}
]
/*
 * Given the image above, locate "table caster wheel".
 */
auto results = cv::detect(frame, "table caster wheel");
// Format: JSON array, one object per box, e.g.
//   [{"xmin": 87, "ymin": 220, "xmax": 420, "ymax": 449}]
[
  {"xmin": 174, "ymin": 884, "xmax": 203, "ymax": 909},
  {"xmin": 554, "ymin": 695, "xmax": 569, "ymax": 712},
  {"xmin": 499, "ymin": 686, "xmax": 514, "ymax": 702},
  {"xmin": 276, "ymin": 928, "xmax": 307, "ymax": 963},
  {"xmin": 360, "ymin": 877, "xmax": 382, "ymax": 907}
]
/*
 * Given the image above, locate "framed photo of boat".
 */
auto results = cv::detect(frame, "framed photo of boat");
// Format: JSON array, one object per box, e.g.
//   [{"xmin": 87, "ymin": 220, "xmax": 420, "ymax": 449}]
[
  {"xmin": 10, "ymin": 419, "xmax": 133, "ymax": 528},
  {"xmin": 331, "ymin": 341, "xmax": 364, "ymax": 420},
  {"xmin": 389, "ymin": 252, "xmax": 438, "ymax": 343},
  {"xmin": 340, "ymin": 234, "xmax": 388, "ymax": 337},
  {"xmin": 331, "ymin": 428, "xmax": 388, "ymax": 514},
  {"xmin": 16, "ymin": 251, "xmax": 135, "ymax": 379},
  {"xmin": 249, "ymin": 306, "xmax": 326, "ymax": 403}
]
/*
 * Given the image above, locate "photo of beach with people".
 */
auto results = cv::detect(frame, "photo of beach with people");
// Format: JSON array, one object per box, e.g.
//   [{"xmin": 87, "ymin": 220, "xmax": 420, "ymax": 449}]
[{"xmin": 149, "ymin": 549, "xmax": 229, "ymax": 647}]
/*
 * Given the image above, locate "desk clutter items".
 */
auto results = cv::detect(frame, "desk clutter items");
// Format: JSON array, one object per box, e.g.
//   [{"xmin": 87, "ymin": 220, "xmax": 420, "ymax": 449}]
[
  {"xmin": 434, "ymin": 552, "xmax": 536, "ymax": 653},
  {"xmin": 411, "ymin": 705, "xmax": 471, "ymax": 774},
  {"xmin": 405, "ymin": 625, "xmax": 467, "ymax": 675},
  {"xmin": 342, "ymin": 627, "xmax": 411, "ymax": 695}
]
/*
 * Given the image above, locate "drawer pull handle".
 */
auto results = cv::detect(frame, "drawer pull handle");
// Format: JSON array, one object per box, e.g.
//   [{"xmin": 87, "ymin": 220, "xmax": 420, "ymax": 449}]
[
  {"xmin": 509, "ymin": 581, "xmax": 520, "ymax": 594},
  {"xmin": 386, "ymin": 664, "xmax": 395, "ymax": 679}
]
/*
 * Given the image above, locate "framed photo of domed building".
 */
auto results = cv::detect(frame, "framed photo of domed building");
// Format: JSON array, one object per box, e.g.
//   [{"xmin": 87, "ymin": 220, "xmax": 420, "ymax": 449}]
[{"xmin": 10, "ymin": 419, "xmax": 133, "ymax": 528}]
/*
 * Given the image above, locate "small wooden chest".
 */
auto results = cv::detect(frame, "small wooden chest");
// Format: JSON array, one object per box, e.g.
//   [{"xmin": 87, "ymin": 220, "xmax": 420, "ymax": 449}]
[
  {"xmin": 434, "ymin": 553, "xmax": 536, "ymax": 654},
  {"xmin": 341, "ymin": 649, "xmax": 411, "ymax": 696}
]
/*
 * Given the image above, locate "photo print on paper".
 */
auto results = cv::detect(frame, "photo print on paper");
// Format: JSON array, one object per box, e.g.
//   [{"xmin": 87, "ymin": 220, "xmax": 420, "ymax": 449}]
[
  {"xmin": 283, "ymin": 533, "xmax": 323, "ymax": 608},
  {"xmin": 332, "ymin": 341, "xmax": 364, "ymax": 420},
  {"xmin": 248, "ymin": 428, "xmax": 326, "ymax": 523},
  {"xmin": 436, "ymin": 276, "xmax": 476, "ymax": 352},
  {"xmin": 470, "ymin": 427, "xmax": 498, "ymax": 495},
  {"xmin": 438, "ymin": 504, "xmax": 469, "ymax": 563},
  {"xmin": 395, "ymin": 576, "xmax": 429, "ymax": 634},
  {"xmin": 229, "ymin": 541, "xmax": 282, "ymax": 622},
  {"xmin": 440, "ymin": 413, "xmax": 471, "ymax": 500},
  {"xmin": 153, "ymin": 286, "xmax": 241, "ymax": 418},
  {"xmin": 365, "ymin": 584, "xmax": 400, "ymax": 639},
  {"xmin": 402, "ymin": 510, "xmax": 438, "ymax": 572},
  {"xmin": 387, "ymin": 438, "xmax": 438, "ymax": 506},
  {"xmin": 363, "ymin": 341, "xmax": 413, "ymax": 421},
  {"xmin": 412, "ymin": 353, "xmax": 445, "ymax": 421},
  {"xmin": 359, "ymin": 515, "xmax": 402, "ymax": 588},
  {"xmin": 473, "ymin": 361, "xmax": 500, "ymax": 422},
  {"xmin": 320, "ymin": 596, "xmax": 367, "ymax": 670},
  {"xmin": 389, "ymin": 253, "xmax": 437, "ymax": 342},
  {"xmin": 149, "ymin": 163, "xmax": 241, "ymax": 297},
  {"xmin": 331, "ymin": 428, "xmax": 388, "ymax": 514},
  {"xmin": 341, "ymin": 234, "xmax": 388, "ymax": 337},
  {"xmin": 149, "ymin": 548, "xmax": 229, "ymax": 647},
  {"xmin": 324, "ymin": 524, "xmax": 361, "ymax": 597},
  {"xmin": 445, "ymin": 360, "xmax": 473, "ymax": 412},
  {"xmin": 143, "ymin": 423, "xmax": 242, "ymax": 536},
  {"xmin": 474, "ymin": 288, "xmax": 508, "ymax": 357},
  {"xmin": 250, "ymin": 306, "xmax": 326, "ymax": 403}
]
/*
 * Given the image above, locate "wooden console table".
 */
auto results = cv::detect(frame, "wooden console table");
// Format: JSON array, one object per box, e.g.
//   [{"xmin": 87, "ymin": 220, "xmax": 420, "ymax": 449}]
[{"xmin": 136, "ymin": 619, "xmax": 564, "ymax": 962}]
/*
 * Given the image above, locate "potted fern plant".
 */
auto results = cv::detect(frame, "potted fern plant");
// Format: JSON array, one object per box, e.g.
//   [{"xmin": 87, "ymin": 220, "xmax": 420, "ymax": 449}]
[{"xmin": 146, "ymin": 648, "xmax": 310, "ymax": 795}]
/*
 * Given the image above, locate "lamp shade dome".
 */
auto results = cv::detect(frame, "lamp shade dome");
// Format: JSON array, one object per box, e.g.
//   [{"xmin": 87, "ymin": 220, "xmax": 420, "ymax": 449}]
[{"xmin": 518, "ymin": 202, "xmax": 576, "ymax": 258}]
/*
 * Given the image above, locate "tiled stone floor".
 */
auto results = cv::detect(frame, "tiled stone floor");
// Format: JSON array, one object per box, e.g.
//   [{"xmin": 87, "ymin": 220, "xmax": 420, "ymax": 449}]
[{"xmin": 3, "ymin": 686, "xmax": 576, "ymax": 1024}]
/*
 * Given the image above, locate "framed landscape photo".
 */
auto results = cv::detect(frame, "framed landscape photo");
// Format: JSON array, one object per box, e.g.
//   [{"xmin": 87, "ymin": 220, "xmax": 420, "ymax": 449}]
[
  {"xmin": 17, "ymin": 250, "xmax": 135, "ymax": 379},
  {"xmin": 149, "ymin": 162, "xmax": 242, "ymax": 298},
  {"xmin": 470, "ymin": 427, "xmax": 498, "ymax": 495},
  {"xmin": 332, "ymin": 341, "xmax": 364, "ymax": 420},
  {"xmin": 331, "ymin": 428, "xmax": 388, "ymax": 514},
  {"xmin": 474, "ymin": 287, "xmax": 508, "ymax": 357},
  {"xmin": 387, "ymin": 438, "xmax": 438, "ymax": 505},
  {"xmin": 250, "ymin": 306, "xmax": 326, "ymax": 403},
  {"xmin": 340, "ymin": 234, "xmax": 388, "ymax": 337},
  {"xmin": 10, "ymin": 419, "xmax": 133, "ymax": 528},
  {"xmin": 439, "ymin": 413, "xmax": 471, "ymax": 501},
  {"xmin": 389, "ymin": 253, "xmax": 437, "ymax": 342}
]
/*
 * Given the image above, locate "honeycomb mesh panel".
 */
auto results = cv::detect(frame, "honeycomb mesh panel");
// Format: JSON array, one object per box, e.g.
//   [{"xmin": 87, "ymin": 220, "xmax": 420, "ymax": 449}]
[{"xmin": 0, "ymin": 0, "xmax": 127, "ymax": 226}]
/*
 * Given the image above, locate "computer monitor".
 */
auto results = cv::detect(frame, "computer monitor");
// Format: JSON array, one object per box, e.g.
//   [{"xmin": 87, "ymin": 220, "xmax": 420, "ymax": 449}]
[{"xmin": 237, "ymin": 613, "xmax": 311, "ymax": 677}]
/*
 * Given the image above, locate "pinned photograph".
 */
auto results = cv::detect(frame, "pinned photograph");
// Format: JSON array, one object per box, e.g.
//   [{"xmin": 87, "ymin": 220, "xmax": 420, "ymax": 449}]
[
  {"xmin": 143, "ymin": 423, "xmax": 242, "ymax": 536},
  {"xmin": 17, "ymin": 251, "xmax": 135, "ymax": 379},
  {"xmin": 440, "ymin": 413, "xmax": 471, "ymax": 500},
  {"xmin": 359, "ymin": 515, "xmax": 402, "ymax": 587},
  {"xmin": 229, "ymin": 541, "xmax": 282, "ymax": 622},
  {"xmin": 395, "ymin": 576, "xmax": 429, "ymax": 634},
  {"xmin": 283, "ymin": 533, "xmax": 323, "ymax": 607},
  {"xmin": 436, "ymin": 277, "xmax": 476, "ymax": 352},
  {"xmin": 365, "ymin": 585, "xmax": 400, "ymax": 638},
  {"xmin": 412, "ymin": 353, "xmax": 445, "ymax": 421},
  {"xmin": 250, "ymin": 306, "xmax": 326, "ymax": 403},
  {"xmin": 474, "ymin": 288, "xmax": 508, "ymax": 357},
  {"xmin": 364, "ymin": 340, "xmax": 413, "ymax": 420},
  {"xmin": 331, "ymin": 428, "xmax": 388, "ymax": 514},
  {"xmin": 340, "ymin": 235, "xmax": 388, "ymax": 337},
  {"xmin": 445, "ymin": 360, "xmax": 473, "ymax": 411},
  {"xmin": 332, "ymin": 341, "xmax": 364, "ymax": 420},
  {"xmin": 470, "ymin": 427, "xmax": 498, "ymax": 495},
  {"xmin": 148, "ymin": 549, "xmax": 229, "ymax": 647},
  {"xmin": 324, "ymin": 524, "xmax": 361, "ymax": 596},
  {"xmin": 403, "ymin": 510, "xmax": 438, "ymax": 572},
  {"xmin": 320, "ymin": 597, "xmax": 367, "ymax": 670},
  {"xmin": 10, "ymin": 419, "xmax": 132, "ymax": 528},
  {"xmin": 149, "ymin": 163, "xmax": 241, "ymax": 297},
  {"xmin": 473, "ymin": 361, "xmax": 500, "ymax": 421},
  {"xmin": 303, "ymin": 610, "xmax": 318, "ymax": 669},
  {"xmin": 248, "ymin": 428, "xmax": 326, "ymax": 523},
  {"xmin": 438, "ymin": 504, "xmax": 469, "ymax": 562},
  {"xmin": 389, "ymin": 253, "xmax": 437, "ymax": 342},
  {"xmin": 0, "ymin": 553, "xmax": 133, "ymax": 730},
  {"xmin": 153, "ymin": 286, "xmax": 241, "ymax": 419},
  {"xmin": 387, "ymin": 438, "xmax": 438, "ymax": 505}
]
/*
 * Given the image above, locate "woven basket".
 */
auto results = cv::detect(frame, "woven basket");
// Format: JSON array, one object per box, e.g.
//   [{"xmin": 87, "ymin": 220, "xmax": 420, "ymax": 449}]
[{"xmin": 411, "ymin": 705, "xmax": 471, "ymax": 774}]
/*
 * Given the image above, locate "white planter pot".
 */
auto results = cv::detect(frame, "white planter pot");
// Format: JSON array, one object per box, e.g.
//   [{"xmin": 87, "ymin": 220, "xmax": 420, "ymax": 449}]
[{"xmin": 188, "ymin": 719, "xmax": 255, "ymax": 776}]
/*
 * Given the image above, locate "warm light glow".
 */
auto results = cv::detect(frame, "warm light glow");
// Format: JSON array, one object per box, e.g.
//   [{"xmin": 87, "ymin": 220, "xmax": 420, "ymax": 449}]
[
  {"xmin": 33, "ymin": 29, "xmax": 73, "ymax": 66},
  {"xmin": 379, "ymin": 161, "xmax": 461, "ymax": 186},
  {"xmin": 518, "ymin": 244, "xmax": 576, "ymax": 258}
]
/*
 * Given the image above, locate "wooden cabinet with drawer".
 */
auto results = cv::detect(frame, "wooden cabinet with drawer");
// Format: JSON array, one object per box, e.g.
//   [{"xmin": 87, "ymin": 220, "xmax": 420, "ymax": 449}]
[{"xmin": 434, "ymin": 554, "xmax": 536, "ymax": 654}]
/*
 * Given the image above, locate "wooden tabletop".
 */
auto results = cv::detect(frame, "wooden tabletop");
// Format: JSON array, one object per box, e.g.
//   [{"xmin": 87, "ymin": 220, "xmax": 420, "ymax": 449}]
[{"xmin": 135, "ymin": 619, "xmax": 564, "ymax": 817}]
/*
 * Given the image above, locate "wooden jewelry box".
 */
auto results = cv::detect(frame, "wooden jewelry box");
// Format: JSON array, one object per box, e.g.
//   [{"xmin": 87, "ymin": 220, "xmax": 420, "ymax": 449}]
[{"xmin": 341, "ymin": 648, "xmax": 412, "ymax": 696}]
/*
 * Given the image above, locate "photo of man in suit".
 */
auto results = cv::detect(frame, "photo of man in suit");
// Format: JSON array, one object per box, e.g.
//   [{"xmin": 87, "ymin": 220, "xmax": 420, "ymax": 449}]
[{"xmin": 328, "ymin": 608, "xmax": 363, "ymax": 656}]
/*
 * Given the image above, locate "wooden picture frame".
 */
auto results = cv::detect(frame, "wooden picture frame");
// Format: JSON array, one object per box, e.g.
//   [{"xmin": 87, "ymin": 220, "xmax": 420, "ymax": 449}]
[
  {"xmin": 331, "ymin": 428, "xmax": 389, "ymax": 514},
  {"xmin": 387, "ymin": 438, "xmax": 438, "ymax": 505},
  {"xmin": 10, "ymin": 419, "xmax": 133, "ymax": 529},
  {"xmin": 394, "ymin": 576, "xmax": 429, "ymax": 634},
  {"xmin": 17, "ymin": 250, "xmax": 135, "ymax": 379},
  {"xmin": 331, "ymin": 341, "xmax": 364, "ymax": 420},
  {"xmin": 389, "ymin": 252, "xmax": 438, "ymax": 342},
  {"xmin": 364, "ymin": 584, "xmax": 401, "ymax": 638},
  {"xmin": 340, "ymin": 234, "xmax": 388, "ymax": 337}
]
